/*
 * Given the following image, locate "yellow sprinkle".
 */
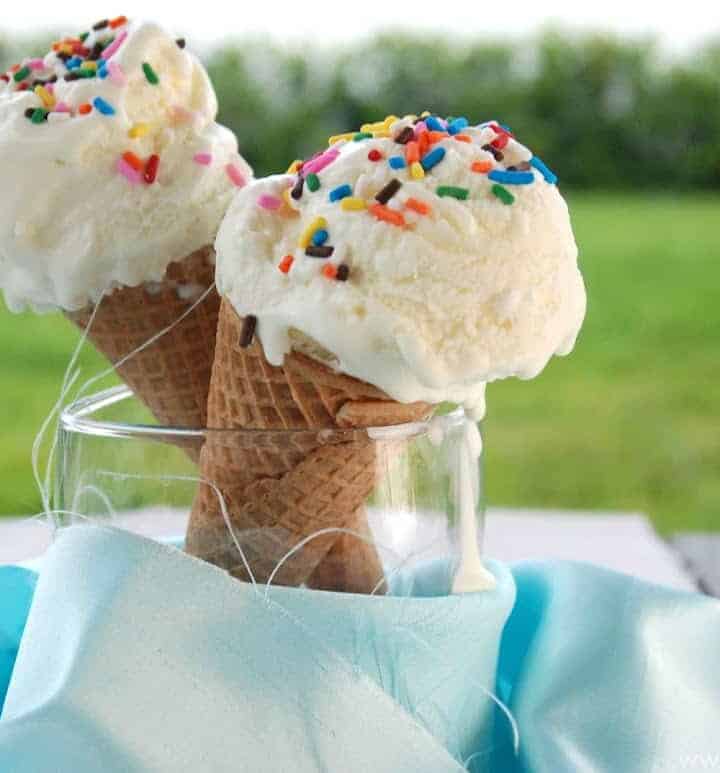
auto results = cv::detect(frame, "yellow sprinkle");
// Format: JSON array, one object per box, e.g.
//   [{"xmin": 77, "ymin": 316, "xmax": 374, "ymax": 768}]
[
  {"xmin": 82, "ymin": 60, "xmax": 98, "ymax": 70},
  {"xmin": 34, "ymin": 85, "xmax": 55, "ymax": 108},
  {"xmin": 286, "ymin": 159, "xmax": 303, "ymax": 173},
  {"xmin": 420, "ymin": 110, "xmax": 431, "ymax": 117},
  {"xmin": 410, "ymin": 162, "xmax": 425, "ymax": 180},
  {"xmin": 328, "ymin": 133, "xmax": 355, "ymax": 145},
  {"xmin": 361, "ymin": 121, "xmax": 387, "ymax": 133},
  {"xmin": 372, "ymin": 131, "xmax": 391, "ymax": 138},
  {"xmin": 299, "ymin": 216, "xmax": 328, "ymax": 248},
  {"xmin": 128, "ymin": 122, "xmax": 151, "ymax": 139},
  {"xmin": 340, "ymin": 197, "xmax": 367, "ymax": 212},
  {"xmin": 59, "ymin": 44, "xmax": 73, "ymax": 55},
  {"xmin": 383, "ymin": 115, "xmax": 399, "ymax": 127}
]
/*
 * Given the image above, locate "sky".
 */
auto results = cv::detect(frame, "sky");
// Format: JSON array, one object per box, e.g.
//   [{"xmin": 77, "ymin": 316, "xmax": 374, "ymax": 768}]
[{"xmin": 2, "ymin": 0, "xmax": 718, "ymax": 52}]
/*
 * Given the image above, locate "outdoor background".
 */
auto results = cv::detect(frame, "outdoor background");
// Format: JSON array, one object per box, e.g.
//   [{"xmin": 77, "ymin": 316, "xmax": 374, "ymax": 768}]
[{"xmin": 1, "ymin": 15, "xmax": 718, "ymax": 533}]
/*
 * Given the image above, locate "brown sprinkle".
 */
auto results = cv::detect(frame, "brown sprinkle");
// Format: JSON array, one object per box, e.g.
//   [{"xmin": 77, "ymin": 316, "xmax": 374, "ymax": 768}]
[
  {"xmin": 239, "ymin": 315, "xmax": 257, "ymax": 348},
  {"xmin": 290, "ymin": 175, "xmax": 304, "ymax": 200},
  {"xmin": 305, "ymin": 245, "xmax": 334, "ymax": 258},
  {"xmin": 375, "ymin": 178, "xmax": 402, "ymax": 205},
  {"xmin": 336, "ymin": 264, "xmax": 350, "ymax": 281},
  {"xmin": 482, "ymin": 143, "xmax": 504, "ymax": 162},
  {"xmin": 394, "ymin": 126, "xmax": 415, "ymax": 144},
  {"xmin": 92, "ymin": 19, "xmax": 110, "ymax": 30}
]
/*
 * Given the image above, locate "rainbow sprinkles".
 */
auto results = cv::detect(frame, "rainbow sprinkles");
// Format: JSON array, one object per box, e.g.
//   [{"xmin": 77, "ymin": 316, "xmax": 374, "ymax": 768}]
[{"xmin": 255, "ymin": 113, "xmax": 558, "ymax": 284}]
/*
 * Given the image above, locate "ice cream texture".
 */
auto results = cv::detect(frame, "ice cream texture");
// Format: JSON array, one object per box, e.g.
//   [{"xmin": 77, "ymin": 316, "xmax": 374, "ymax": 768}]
[
  {"xmin": 0, "ymin": 16, "xmax": 251, "ymax": 312},
  {"xmin": 216, "ymin": 114, "xmax": 585, "ymax": 420}
]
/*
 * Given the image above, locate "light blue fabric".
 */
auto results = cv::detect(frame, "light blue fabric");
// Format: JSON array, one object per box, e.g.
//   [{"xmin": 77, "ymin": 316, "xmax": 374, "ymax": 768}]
[
  {"xmin": 0, "ymin": 526, "xmax": 514, "ymax": 772},
  {"xmin": 1, "ymin": 527, "xmax": 719, "ymax": 772},
  {"xmin": 0, "ymin": 567, "xmax": 36, "ymax": 714}
]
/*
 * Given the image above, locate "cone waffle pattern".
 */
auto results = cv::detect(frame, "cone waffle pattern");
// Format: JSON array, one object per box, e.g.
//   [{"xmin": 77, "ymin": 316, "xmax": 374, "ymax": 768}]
[
  {"xmin": 66, "ymin": 246, "xmax": 220, "ymax": 431},
  {"xmin": 186, "ymin": 298, "xmax": 431, "ymax": 590}
]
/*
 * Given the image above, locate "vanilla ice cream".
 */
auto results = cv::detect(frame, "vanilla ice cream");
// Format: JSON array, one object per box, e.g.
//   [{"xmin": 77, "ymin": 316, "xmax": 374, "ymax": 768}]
[
  {"xmin": 0, "ymin": 17, "xmax": 251, "ymax": 312},
  {"xmin": 216, "ymin": 114, "xmax": 585, "ymax": 419}
]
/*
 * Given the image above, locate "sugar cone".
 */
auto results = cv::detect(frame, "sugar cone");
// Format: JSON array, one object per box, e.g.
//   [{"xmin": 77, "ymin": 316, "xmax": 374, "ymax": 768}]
[
  {"xmin": 65, "ymin": 247, "xmax": 220, "ymax": 451},
  {"xmin": 185, "ymin": 298, "xmax": 431, "ymax": 592}
]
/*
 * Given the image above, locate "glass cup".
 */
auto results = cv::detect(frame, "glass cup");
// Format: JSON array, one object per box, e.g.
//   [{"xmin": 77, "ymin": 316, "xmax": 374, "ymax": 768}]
[{"xmin": 56, "ymin": 386, "xmax": 490, "ymax": 596}]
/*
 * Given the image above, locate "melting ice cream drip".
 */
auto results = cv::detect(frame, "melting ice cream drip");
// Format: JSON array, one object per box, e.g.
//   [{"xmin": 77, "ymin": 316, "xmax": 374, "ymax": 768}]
[{"xmin": 430, "ymin": 415, "xmax": 495, "ymax": 593}]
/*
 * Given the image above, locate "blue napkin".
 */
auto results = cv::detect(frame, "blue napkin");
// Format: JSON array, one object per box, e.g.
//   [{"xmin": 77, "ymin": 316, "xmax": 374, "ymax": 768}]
[
  {"xmin": 0, "ymin": 567, "xmax": 36, "ymax": 715},
  {"xmin": 0, "ymin": 526, "xmax": 515, "ymax": 772},
  {"xmin": 1, "ymin": 526, "xmax": 719, "ymax": 772}
]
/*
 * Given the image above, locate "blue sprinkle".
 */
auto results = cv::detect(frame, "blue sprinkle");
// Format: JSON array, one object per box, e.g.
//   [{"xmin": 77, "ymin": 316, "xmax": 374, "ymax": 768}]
[
  {"xmin": 488, "ymin": 169, "xmax": 535, "ymax": 185},
  {"xmin": 97, "ymin": 64, "xmax": 109, "ymax": 79},
  {"xmin": 312, "ymin": 229, "xmax": 329, "ymax": 246},
  {"xmin": 425, "ymin": 115, "xmax": 445, "ymax": 132},
  {"xmin": 329, "ymin": 184, "xmax": 352, "ymax": 202},
  {"xmin": 388, "ymin": 156, "xmax": 406, "ymax": 170},
  {"xmin": 66, "ymin": 56, "xmax": 82, "ymax": 70},
  {"xmin": 92, "ymin": 97, "xmax": 115, "ymax": 116},
  {"xmin": 420, "ymin": 146, "xmax": 446, "ymax": 172},
  {"xmin": 530, "ymin": 156, "xmax": 558, "ymax": 185},
  {"xmin": 447, "ymin": 117, "xmax": 469, "ymax": 135}
]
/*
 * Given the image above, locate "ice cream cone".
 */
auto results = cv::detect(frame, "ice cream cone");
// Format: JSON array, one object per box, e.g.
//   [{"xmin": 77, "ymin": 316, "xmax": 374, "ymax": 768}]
[
  {"xmin": 65, "ymin": 246, "xmax": 220, "ymax": 449},
  {"xmin": 185, "ymin": 299, "xmax": 431, "ymax": 591}
]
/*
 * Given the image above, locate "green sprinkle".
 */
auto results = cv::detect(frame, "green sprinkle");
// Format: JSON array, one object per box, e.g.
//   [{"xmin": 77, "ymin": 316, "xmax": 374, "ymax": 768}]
[
  {"xmin": 491, "ymin": 183, "xmax": 515, "ymax": 205},
  {"xmin": 142, "ymin": 62, "xmax": 160, "ymax": 85},
  {"xmin": 353, "ymin": 132, "xmax": 373, "ymax": 141},
  {"xmin": 306, "ymin": 173, "xmax": 320, "ymax": 192},
  {"xmin": 101, "ymin": 36, "xmax": 115, "ymax": 50},
  {"xmin": 30, "ymin": 108, "xmax": 47, "ymax": 124},
  {"xmin": 13, "ymin": 66, "xmax": 30, "ymax": 83},
  {"xmin": 78, "ymin": 68, "xmax": 97, "ymax": 78},
  {"xmin": 79, "ymin": 31, "xmax": 90, "ymax": 42},
  {"xmin": 437, "ymin": 185, "xmax": 469, "ymax": 200}
]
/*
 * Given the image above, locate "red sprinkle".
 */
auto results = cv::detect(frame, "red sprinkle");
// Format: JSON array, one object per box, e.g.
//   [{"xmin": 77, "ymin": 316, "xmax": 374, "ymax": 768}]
[
  {"xmin": 368, "ymin": 149, "xmax": 383, "ymax": 162},
  {"xmin": 122, "ymin": 151, "xmax": 144, "ymax": 172},
  {"xmin": 144, "ymin": 154, "xmax": 160, "ymax": 184},
  {"xmin": 278, "ymin": 255, "xmax": 294, "ymax": 274},
  {"xmin": 322, "ymin": 264, "xmax": 338, "ymax": 279},
  {"xmin": 110, "ymin": 15, "xmax": 128, "ymax": 28},
  {"xmin": 78, "ymin": 103, "xmax": 92, "ymax": 115},
  {"xmin": 491, "ymin": 133, "xmax": 510, "ymax": 150}
]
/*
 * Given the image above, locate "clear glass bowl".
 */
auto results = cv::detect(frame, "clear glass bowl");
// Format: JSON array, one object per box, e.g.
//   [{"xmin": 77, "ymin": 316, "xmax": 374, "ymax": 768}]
[{"xmin": 56, "ymin": 386, "xmax": 488, "ymax": 595}]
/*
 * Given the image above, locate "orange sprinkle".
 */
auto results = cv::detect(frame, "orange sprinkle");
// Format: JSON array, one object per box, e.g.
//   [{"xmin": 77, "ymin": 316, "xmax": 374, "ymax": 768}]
[
  {"xmin": 454, "ymin": 134, "xmax": 472, "ymax": 143},
  {"xmin": 278, "ymin": 255, "xmax": 294, "ymax": 274},
  {"xmin": 122, "ymin": 151, "xmax": 144, "ymax": 171},
  {"xmin": 427, "ymin": 131, "xmax": 448, "ymax": 144},
  {"xmin": 78, "ymin": 103, "xmax": 92, "ymax": 115},
  {"xmin": 471, "ymin": 160, "xmax": 494, "ymax": 174},
  {"xmin": 110, "ymin": 15, "xmax": 128, "ymax": 28},
  {"xmin": 405, "ymin": 140, "xmax": 420, "ymax": 164},
  {"xmin": 322, "ymin": 264, "xmax": 338, "ymax": 279},
  {"xmin": 417, "ymin": 131, "xmax": 430, "ymax": 156},
  {"xmin": 369, "ymin": 203, "xmax": 406, "ymax": 227},
  {"xmin": 405, "ymin": 198, "xmax": 431, "ymax": 216}
]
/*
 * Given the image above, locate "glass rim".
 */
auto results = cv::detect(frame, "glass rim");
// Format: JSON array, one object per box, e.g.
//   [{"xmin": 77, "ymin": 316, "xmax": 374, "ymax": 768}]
[{"xmin": 59, "ymin": 385, "xmax": 466, "ymax": 441}]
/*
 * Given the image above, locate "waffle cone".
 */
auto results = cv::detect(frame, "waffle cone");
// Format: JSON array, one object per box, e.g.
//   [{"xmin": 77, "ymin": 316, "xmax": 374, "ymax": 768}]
[
  {"xmin": 185, "ymin": 298, "xmax": 431, "ymax": 592},
  {"xmin": 65, "ymin": 247, "xmax": 220, "ymax": 449}
]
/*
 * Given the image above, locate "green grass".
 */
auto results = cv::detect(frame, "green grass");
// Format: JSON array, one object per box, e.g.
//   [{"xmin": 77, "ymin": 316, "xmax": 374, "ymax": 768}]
[{"xmin": 1, "ymin": 192, "xmax": 718, "ymax": 533}]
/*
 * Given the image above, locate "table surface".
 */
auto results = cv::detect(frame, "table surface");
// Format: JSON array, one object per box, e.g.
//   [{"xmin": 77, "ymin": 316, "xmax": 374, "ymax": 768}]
[{"xmin": 0, "ymin": 508, "xmax": 699, "ymax": 594}]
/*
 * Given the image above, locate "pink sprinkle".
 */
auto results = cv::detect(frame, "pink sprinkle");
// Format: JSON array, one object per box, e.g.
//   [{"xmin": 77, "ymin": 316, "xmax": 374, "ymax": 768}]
[
  {"xmin": 45, "ymin": 83, "xmax": 54, "ymax": 94},
  {"xmin": 226, "ymin": 163, "xmax": 247, "ymax": 188},
  {"xmin": 53, "ymin": 102, "xmax": 71, "ymax": 113},
  {"xmin": 116, "ymin": 157, "xmax": 142, "ymax": 185},
  {"xmin": 101, "ymin": 31, "xmax": 128, "ymax": 61},
  {"xmin": 257, "ymin": 194, "xmax": 282, "ymax": 211},
  {"xmin": 28, "ymin": 59, "xmax": 45, "ymax": 71},
  {"xmin": 302, "ymin": 147, "xmax": 340, "ymax": 176},
  {"xmin": 193, "ymin": 152, "xmax": 213, "ymax": 165},
  {"xmin": 107, "ymin": 61, "xmax": 127, "ymax": 86},
  {"xmin": 170, "ymin": 104, "xmax": 196, "ymax": 125},
  {"xmin": 414, "ymin": 121, "xmax": 427, "ymax": 137}
]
